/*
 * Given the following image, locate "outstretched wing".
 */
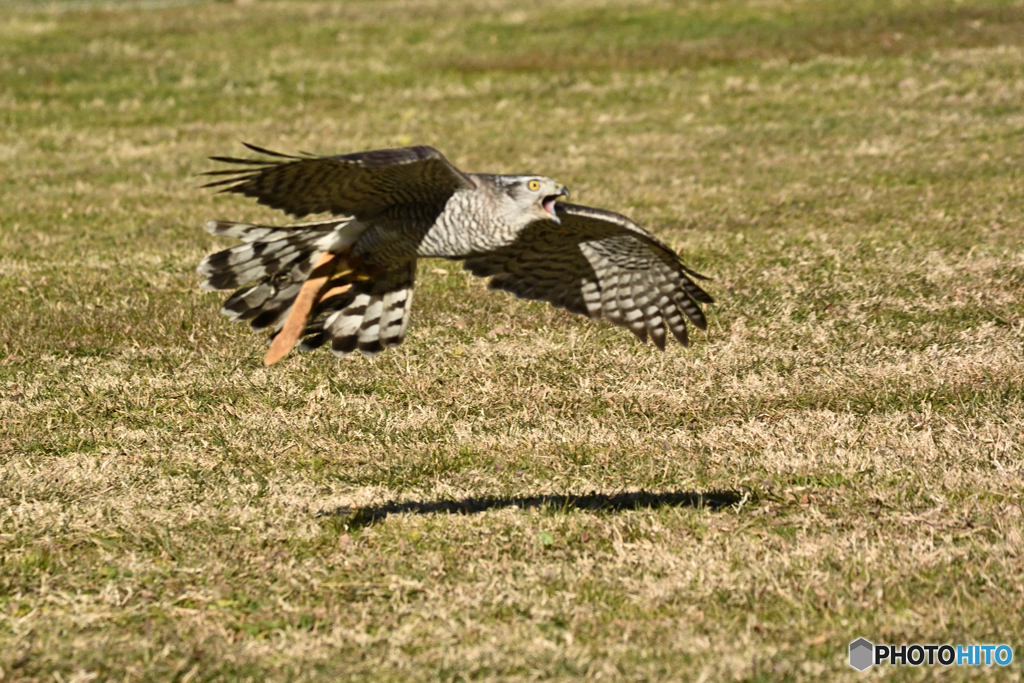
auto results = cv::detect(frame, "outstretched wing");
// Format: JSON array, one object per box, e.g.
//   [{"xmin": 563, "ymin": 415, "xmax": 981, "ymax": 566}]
[
  {"xmin": 462, "ymin": 202, "xmax": 713, "ymax": 349},
  {"xmin": 202, "ymin": 144, "xmax": 475, "ymax": 219}
]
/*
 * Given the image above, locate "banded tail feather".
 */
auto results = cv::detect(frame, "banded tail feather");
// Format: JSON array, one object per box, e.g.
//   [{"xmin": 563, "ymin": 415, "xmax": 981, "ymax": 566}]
[
  {"xmin": 198, "ymin": 219, "xmax": 416, "ymax": 363},
  {"xmin": 295, "ymin": 263, "xmax": 415, "ymax": 358},
  {"xmin": 198, "ymin": 218, "xmax": 346, "ymax": 335},
  {"xmin": 263, "ymin": 251, "xmax": 343, "ymax": 366}
]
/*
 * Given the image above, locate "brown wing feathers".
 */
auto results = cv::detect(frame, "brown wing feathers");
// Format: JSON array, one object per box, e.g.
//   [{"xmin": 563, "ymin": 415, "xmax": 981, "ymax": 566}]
[
  {"xmin": 463, "ymin": 203, "xmax": 712, "ymax": 350},
  {"xmin": 202, "ymin": 143, "xmax": 473, "ymax": 219}
]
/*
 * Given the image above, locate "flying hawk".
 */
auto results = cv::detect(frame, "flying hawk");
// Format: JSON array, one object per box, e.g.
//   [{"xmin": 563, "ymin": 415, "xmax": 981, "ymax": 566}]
[{"xmin": 198, "ymin": 144, "xmax": 713, "ymax": 365}]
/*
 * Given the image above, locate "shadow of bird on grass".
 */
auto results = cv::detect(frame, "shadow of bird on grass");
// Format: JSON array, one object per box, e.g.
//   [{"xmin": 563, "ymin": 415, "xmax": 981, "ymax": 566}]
[{"xmin": 319, "ymin": 489, "xmax": 748, "ymax": 530}]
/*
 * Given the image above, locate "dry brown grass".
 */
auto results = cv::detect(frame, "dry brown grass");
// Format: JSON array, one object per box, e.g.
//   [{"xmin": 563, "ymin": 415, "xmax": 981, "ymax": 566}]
[{"xmin": 1, "ymin": 0, "xmax": 1023, "ymax": 680}]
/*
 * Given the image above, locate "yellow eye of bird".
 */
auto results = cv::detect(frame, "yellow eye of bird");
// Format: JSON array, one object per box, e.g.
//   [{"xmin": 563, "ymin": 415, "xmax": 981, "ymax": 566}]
[{"xmin": 527, "ymin": 180, "xmax": 540, "ymax": 191}]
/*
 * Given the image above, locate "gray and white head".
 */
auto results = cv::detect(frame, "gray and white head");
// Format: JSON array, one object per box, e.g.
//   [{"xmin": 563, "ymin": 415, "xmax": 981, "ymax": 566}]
[{"xmin": 487, "ymin": 174, "xmax": 570, "ymax": 226}]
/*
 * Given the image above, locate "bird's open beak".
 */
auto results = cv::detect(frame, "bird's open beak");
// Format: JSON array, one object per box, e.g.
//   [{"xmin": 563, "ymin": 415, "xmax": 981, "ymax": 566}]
[{"xmin": 542, "ymin": 185, "xmax": 570, "ymax": 223}]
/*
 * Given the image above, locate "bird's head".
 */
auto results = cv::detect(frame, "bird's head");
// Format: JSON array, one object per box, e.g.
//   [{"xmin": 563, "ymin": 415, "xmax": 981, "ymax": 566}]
[{"xmin": 502, "ymin": 175, "xmax": 570, "ymax": 225}]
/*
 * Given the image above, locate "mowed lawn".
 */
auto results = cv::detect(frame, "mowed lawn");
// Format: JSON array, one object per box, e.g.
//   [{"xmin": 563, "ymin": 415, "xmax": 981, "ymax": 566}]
[{"xmin": 2, "ymin": 0, "xmax": 1023, "ymax": 680}]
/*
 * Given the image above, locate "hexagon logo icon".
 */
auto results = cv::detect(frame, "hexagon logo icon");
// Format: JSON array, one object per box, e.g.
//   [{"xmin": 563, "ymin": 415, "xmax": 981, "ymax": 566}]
[{"xmin": 849, "ymin": 638, "xmax": 874, "ymax": 671}]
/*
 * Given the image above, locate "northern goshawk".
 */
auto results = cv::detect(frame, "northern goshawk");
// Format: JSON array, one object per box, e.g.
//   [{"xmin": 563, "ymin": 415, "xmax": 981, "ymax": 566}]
[{"xmin": 198, "ymin": 144, "xmax": 713, "ymax": 365}]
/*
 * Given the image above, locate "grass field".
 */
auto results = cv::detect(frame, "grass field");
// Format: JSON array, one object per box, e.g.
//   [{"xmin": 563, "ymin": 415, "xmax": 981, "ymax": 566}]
[{"xmin": 2, "ymin": 0, "xmax": 1023, "ymax": 680}]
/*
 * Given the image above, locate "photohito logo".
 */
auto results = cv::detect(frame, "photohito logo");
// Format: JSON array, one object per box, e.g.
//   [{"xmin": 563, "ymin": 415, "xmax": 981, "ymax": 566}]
[{"xmin": 849, "ymin": 638, "xmax": 1013, "ymax": 671}]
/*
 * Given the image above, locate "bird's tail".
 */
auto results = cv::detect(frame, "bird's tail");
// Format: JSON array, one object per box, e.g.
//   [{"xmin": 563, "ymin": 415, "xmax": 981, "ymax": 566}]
[
  {"xmin": 296, "ymin": 262, "xmax": 416, "ymax": 358},
  {"xmin": 198, "ymin": 219, "xmax": 415, "ymax": 362}
]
